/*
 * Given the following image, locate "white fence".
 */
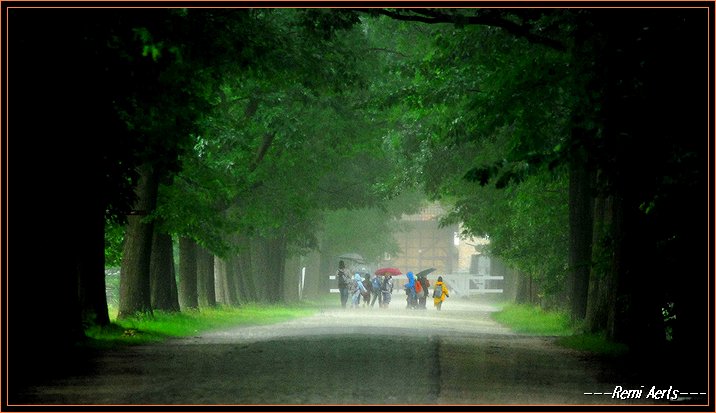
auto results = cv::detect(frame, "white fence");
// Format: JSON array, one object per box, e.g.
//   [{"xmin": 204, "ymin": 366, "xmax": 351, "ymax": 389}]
[
  {"xmin": 328, "ymin": 273, "xmax": 504, "ymax": 297},
  {"xmin": 442, "ymin": 274, "xmax": 504, "ymax": 297}
]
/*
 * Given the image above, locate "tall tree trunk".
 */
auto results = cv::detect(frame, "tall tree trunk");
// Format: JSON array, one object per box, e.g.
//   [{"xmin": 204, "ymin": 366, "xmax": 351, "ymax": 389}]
[
  {"xmin": 232, "ymin": 254, "xmax": 249, "ymax": 302},
  {"xmin": 231, "ymin": 240, "xmax": 256, "ymax": 302},
  {"xmin": 214, "ymin": 256, "xmax": 228, "ymax": 305},
  {"xmin": 150, "ymin": 229, "xmax": 180, "ymax": 312},
  {"xmin": 567, "ymin": 144, "xmax": 594, "ymax": 321},
  {"xmin": 250, "ymin": 237, "xmax": 270, "ymax": 302},
  {"xmin": 250, "ymin": 234, "xmax": 287, "ymax": 303},
  {"xmin": 265, "ymin": 236, "xmax": 287, "ymax": 303},
  {"xmin": 603, "ymin": 195, "xmax": 623, "ymax": 341},
  {"xmin": 283, "ymin": 254, "xmax": 301, "ymax": 302},
  {"xmin": 585, "ymin": 192, "xmax": 607, "ymax": 332},
  {"xmin": 178, "ymin": 237, "xmax": 198, "ymax": 310},
  {"xmin": 118, "ymin": 163, "xmax": 159, "ymax": 319},
  {"xmin": 197, "ymin": 246, "xmax": 216, "ymax": 308},
  {"xmin": 235, "ymin": 235, "xmax": 257, "ymax": 302},
  {"xmin": 514, "ymin": 271, "xmax": 534, "ymax": 305},
  {"xmin": 78, "ymin": 204, "xmax": 110, "ymax": 326},
  {"xmin": 225, "ymin": 256, "xmax": 241, "ymax": 305}
]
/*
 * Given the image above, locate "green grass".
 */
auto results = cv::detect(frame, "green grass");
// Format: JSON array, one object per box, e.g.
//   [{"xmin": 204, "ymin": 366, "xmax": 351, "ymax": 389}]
[
  {"xmin": 491, "ymin": 303, "xmax": 630, "ymax": 356},
  {"xmin": 555, "ymin": 333, "xmax": 629, "ymax": 357},
  {"xmin": 491, "ymin": 303, "xmax": 573, "ymax": 336},
  {"xmin": 84, "ymin": 303, "xmax": 318, "ymax": 347}
]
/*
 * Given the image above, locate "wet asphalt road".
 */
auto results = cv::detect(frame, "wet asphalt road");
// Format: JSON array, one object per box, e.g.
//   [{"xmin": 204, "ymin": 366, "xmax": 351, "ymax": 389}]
[{"xmin": 11, "ymin": 299, "xmax": 674, "ymax": 406}]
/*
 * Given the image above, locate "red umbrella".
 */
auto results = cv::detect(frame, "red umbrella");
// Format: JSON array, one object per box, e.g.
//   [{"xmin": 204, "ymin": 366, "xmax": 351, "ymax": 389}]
[{"xmin": 375, "ymin": 267, "xmax": 402, "ymax": 276}]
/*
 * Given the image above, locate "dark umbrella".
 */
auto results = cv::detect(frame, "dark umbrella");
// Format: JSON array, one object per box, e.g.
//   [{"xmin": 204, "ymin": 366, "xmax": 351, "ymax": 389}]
[
  {"xmin": 416, "ymin": 267, "xmax": 437, "ymax": 278},
  {"xmin": 375, "ymin": 267, "xmax": 402, "ymax": 276}
]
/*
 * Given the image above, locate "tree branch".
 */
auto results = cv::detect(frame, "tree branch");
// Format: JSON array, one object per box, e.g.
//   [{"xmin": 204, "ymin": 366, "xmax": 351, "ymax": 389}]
[
  {"xmin": 354, "ymin": 9, "xmax": 566, "ymax": 51},
  {"xmin": 249, "ymin": 132, "xmax": 275, "ymax": 173}
]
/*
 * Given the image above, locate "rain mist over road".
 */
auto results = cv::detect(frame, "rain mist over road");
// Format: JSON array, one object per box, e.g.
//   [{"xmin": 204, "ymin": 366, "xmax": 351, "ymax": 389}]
[{"xmin": 15, "ymin": 300, "xmax": 658, "ymax": 405}]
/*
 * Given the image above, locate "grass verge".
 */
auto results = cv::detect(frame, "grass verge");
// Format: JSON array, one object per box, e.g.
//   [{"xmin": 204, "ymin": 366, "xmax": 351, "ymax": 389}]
[
  {"xmin": 555, "ymin": 334, "xmax": 629, "ymax": 357},
  {"xmin": 491, "ymin": 303, "xmax": 572, "ymax": 336},
  {"xmin": 491, "ymin": 303, "xmax": 629, "ymax": 356},
  {"xmin": 84, "ymin": 303, "xmax": 317, "ymax": 347}
]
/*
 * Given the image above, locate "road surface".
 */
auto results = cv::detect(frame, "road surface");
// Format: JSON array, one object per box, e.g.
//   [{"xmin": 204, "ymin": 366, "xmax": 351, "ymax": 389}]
[{"xmin": 12, "ymin": 299, "xmax": 671, "ymax": 406}]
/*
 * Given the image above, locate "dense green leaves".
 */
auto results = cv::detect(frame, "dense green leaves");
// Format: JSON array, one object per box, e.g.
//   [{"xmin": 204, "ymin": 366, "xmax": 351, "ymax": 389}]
[{"xmin": 358, "ymin": 13, "xmax": 573, "ymax": 303}]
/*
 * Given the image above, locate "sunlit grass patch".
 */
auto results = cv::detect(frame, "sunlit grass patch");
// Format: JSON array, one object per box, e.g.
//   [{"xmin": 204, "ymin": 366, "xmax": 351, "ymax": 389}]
[
  {"xmin": 491, "ymin": 303, "xmax": 572, "ymax": 336},
  {"xmin": 86, "ymin": 303, "xmax": 317, "ymax": 346}
]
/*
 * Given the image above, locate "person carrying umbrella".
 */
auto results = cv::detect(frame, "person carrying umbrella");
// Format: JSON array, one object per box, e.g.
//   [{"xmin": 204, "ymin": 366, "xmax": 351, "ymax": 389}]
[
  {"xmin": 416, "ymin": 272, "xmax": 431, "ymax": 310},
  {"xmin": 336, "ymin": 260, "xmax": 351, "ymax": 308},
  {"xmin": 380, "ymin": 274, "xmax": 393, "ymax": 308}
]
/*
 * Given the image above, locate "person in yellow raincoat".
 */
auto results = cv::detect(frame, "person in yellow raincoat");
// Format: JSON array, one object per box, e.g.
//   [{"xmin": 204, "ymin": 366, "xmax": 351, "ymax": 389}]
[{"xmin": 432, "ymin": 276, "xmax": 449, "ymax": 311}]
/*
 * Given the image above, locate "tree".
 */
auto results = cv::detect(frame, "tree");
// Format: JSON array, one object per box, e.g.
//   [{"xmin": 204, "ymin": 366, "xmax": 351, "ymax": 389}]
[
  {"xmin": 359, "ymin": 11, "xmax": 572, "ymax": 306},
  {"xmin": 360, "ymin": 8, "xmax": 708, "ymax": 362},
  {"xmin": 178, "ymin": 237, "xmax": 199, "ymax": 310},
  {"xmin": 151, "ymin": 9, "xmax": 404, "ymax": 304},
  {"xmin": 150, "ymin": 228, "xmax": 180, "ymax": 312},
  {"xmin": 118, "ymin": 164, "xmax": 159, "ymax": 318},
  {"xmin": 197, "ymin": 245, "xmax": 217, "ymax": 308}
]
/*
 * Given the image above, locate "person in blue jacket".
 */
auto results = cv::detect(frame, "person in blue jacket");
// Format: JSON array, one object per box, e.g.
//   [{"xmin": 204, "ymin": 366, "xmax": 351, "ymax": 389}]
[
  {"xmin": 404, "ymin": 271, "xmax": 418, "ymax": 309},
  {"xmin": 351, "ymin": 273, "xmax": 368, "ymax": 309}
]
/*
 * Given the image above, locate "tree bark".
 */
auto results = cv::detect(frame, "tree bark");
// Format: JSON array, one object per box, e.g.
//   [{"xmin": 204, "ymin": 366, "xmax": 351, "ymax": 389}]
[
  {"xmin": 197, "ymin": 245, "xmax": 216, "ymax": 308},
  {"xmin": 78, "ymin": 205, "xmax": 110, "ymax": 326},
  {"xmin": 214, "ymin": 256, "xmax": 229, "ymax": 305},
  {"xmin": 585, "ymin": 189, "xmax": 606, "ymax": 332},
  {"xmin": 118, "ymin": 163, "xmax": 159, "ymax": 319},
  {"xmin": 603, "ymin": 195, "xmax": 622, "ymax": 341},
  {"xmin": 150, "ymin": 229, "xmax": 180, "ymax": 312},
  {"xmin": 567, "ymin": 144, "xmax": 593, "ymax": 321},
  {"xmin": 178, "ymin": 237, "xmax": 199, "ymax": 310},
  {"xmin": 514, "ymin": 272, "xmax": 530, "ymax": 304},
  {"xmin": 235, "ymin": 235, "xmax": 256, "ymax": 302},
  {"xmin": 283, "ymin": 254, "xmax": 301, "ymax": 302},
  {"xmin": 250, "ymin": 237, "xmax": 270, "ymax": 302},
  {"xmin": 225, "ymin": 255, "xmax": 241, "ymax": 305},
  {"xmin": 265, "ymin": 236, "xmax": 287, "ymax": 303}
]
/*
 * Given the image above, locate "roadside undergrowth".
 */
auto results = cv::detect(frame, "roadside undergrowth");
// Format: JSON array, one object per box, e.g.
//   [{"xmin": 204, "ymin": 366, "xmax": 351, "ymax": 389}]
[
  {"xmin": 491, "ymin": 303, "xmax": 628, "ymax": 357},
  {"xmin": 84, "ymin": 303, "xmax": 317, "ymax": 347}
]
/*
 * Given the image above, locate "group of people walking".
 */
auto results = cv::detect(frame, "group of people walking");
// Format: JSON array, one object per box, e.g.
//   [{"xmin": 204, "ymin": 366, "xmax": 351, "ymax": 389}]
[
  {"xmin": 335, "ymin": 261, "xmax": 449, "ymax": 310},
  {"xmin": 403, "ymin": 270, "xmax": 449, "ymax": 310}
]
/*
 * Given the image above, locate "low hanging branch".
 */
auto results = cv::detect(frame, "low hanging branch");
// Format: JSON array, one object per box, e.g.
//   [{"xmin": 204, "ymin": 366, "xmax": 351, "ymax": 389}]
[
  {"xmin": 354, "ymin": 8, "xmax": 566, "ymax": 52},
  {"xmin": 249, "ymin": 132, "xmax": 276, "ymax": 174}
]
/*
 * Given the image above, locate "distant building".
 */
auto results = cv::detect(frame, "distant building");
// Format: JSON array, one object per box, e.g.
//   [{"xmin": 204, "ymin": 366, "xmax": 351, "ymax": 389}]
[{"xmin": 383, "ymin": 203, "xmax": 456, "ymax": 276}]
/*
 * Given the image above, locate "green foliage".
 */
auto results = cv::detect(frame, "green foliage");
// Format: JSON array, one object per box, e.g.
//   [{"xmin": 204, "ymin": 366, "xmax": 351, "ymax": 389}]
[
  {"xmin": 150, "ymin": 10, "xmax": 413, "ymax": 258},
  {"xmin": 86, "ymin": 304, "xmax": 316, "ymax": 346},
  {"xmin": 319, "ymin": 189, "xmax": 426, "ymax": 263},
  {"xmin": 491, "ymin": 303, "xmax": 572, "ymax": 336},
  {"xmin": 494, "ymin": 302, "xmax": 631, "ymax": 356},
  {"xmin": 360, "ymin": 13, "xmax": 573, "ymax": 303},
  {"xmin": 104, "ymin": 221, "xmax": 125, "ymax": 268}
]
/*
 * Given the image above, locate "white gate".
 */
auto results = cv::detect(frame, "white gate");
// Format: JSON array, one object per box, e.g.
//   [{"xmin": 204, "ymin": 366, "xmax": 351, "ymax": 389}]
[{"xmin": 443, "ymin": 274, "xmax": 504, "ymax": 297}]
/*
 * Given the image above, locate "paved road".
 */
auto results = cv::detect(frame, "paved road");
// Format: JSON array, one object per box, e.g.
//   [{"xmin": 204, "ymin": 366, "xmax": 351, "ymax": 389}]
[{"xmin": 12, "ymin": 299, "xmax": 666, "ymax": 406}]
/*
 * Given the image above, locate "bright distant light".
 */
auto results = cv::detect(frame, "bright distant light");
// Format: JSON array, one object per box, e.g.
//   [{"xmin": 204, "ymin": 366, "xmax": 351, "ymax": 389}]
[{"xmin": 453, "ymin": 231, "xmax": 460, "ymax": 246}]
